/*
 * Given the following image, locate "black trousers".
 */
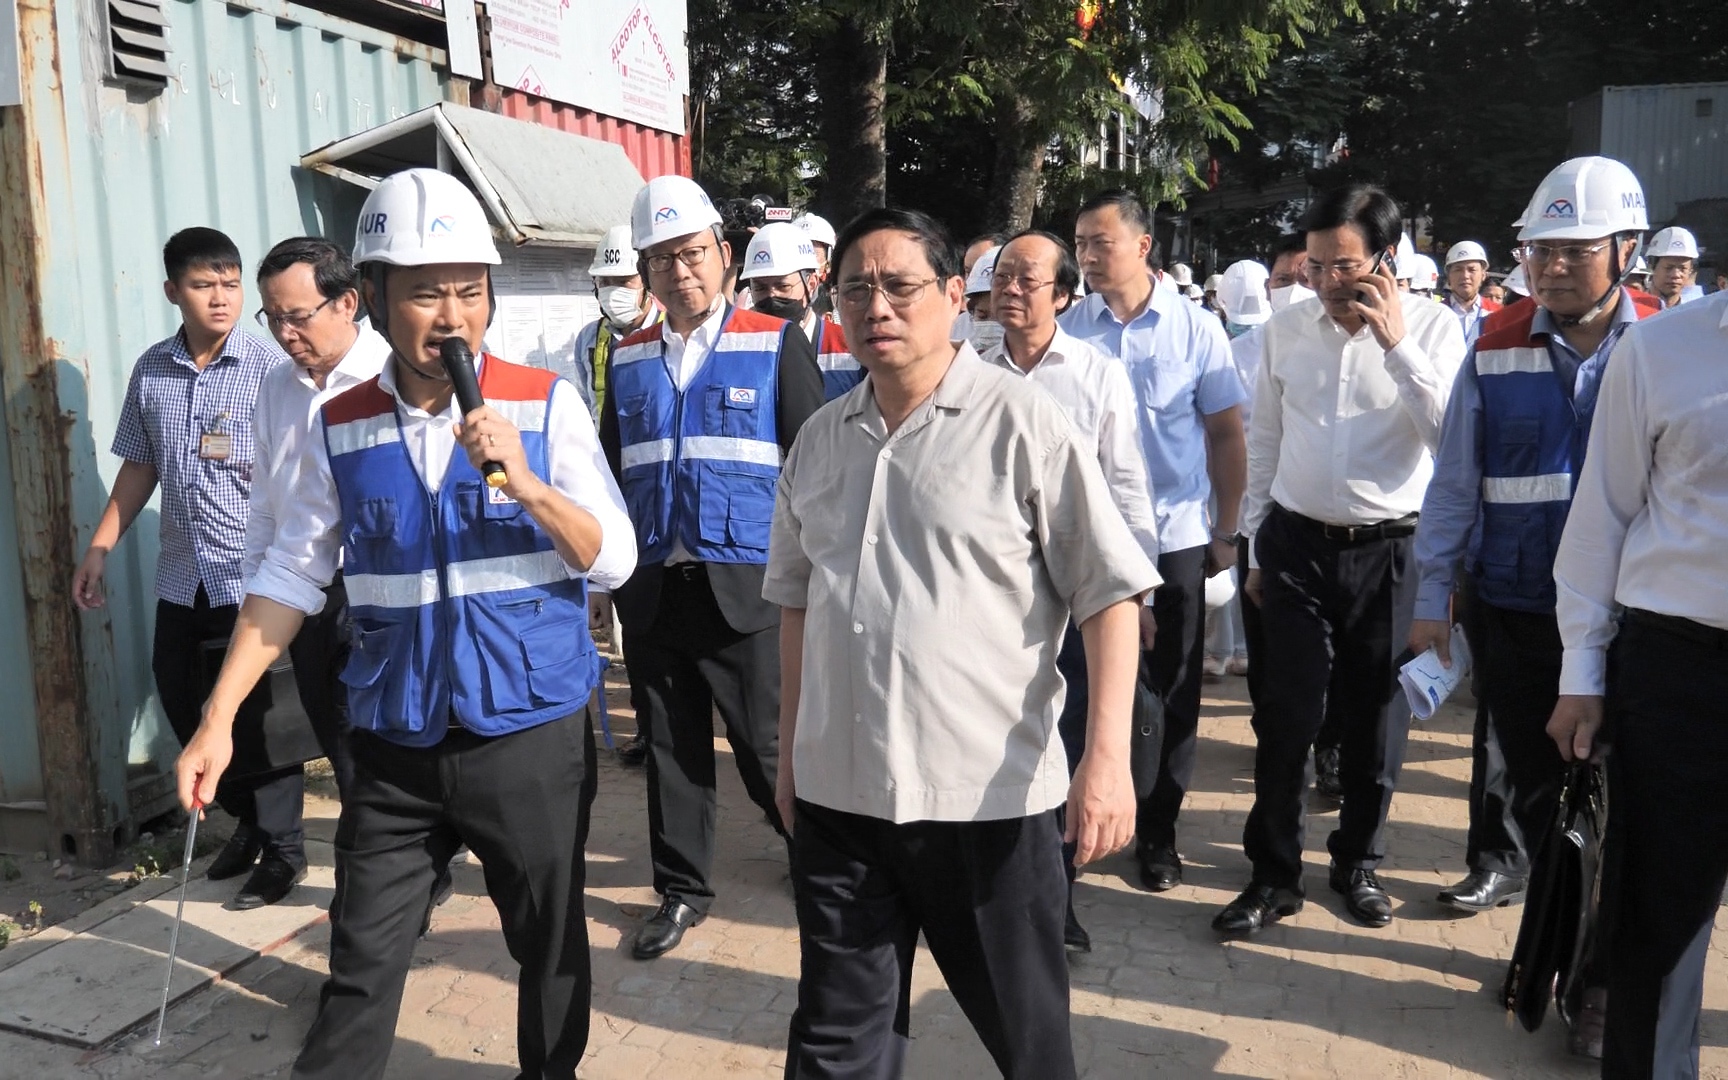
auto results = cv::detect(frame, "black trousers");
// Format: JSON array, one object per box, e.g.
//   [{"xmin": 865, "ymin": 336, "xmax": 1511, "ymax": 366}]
[
  {"xmin": 1241, "ymin": 535, "xmax": 1344, "ymax": 754},
  {"xmin": 1464, "ymin": 604, "xmax": 1565, "ymax": 877},
  {"xmin": 784, "ymin": 800, "xmax": 1074, "ymax": 1080},
  {"xmin": 292, "ymin": 716, "xmax": 597, "ymax": 1080},
  {"xmin": 1137, "ymin": 544, "xmax": 1207, "ymax": 849},
  {"xmin": 154, "ymin": 587, "xmax": 305, "ymax": 864},
  {"xmin": 1242, "ymin": 505, "xmax": 1416, "ymax": 887},
  {"xmin": 1601, "ymin": 613, "xmax": 1728, "ymax": 1079},
  {"xmin": 290, "ymin": 576, "xmax": 356, "ymax": 800},
  {"xmin": 626, "ymin": 565, "xmax": 783, "ymax": 914}
]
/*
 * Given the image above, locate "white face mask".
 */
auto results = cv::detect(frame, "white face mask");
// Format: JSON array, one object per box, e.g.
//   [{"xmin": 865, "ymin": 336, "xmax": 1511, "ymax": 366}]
[
  {"xmin": 969, "ymin": 319, "xmax": 1005, "ymax": 354},
  {"xmin": 1268, "ymin": 283, "xmax": 1316, "ymax": 312},
  {"xmin": 598, "ymin": 284, "xmax": 643, "ymax": 329}
]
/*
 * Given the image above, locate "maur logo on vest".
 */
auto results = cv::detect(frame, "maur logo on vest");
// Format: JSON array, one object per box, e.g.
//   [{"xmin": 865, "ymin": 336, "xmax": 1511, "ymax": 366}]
[{"xmin": 728, "ymin": 387, "xmax": 757, "ymax": 406}]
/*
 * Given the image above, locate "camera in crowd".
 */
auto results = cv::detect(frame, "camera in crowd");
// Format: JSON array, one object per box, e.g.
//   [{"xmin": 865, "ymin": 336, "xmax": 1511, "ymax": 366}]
[{"xmin": 718, "ymin": 194, "xmax": 796, "ymax": 232}]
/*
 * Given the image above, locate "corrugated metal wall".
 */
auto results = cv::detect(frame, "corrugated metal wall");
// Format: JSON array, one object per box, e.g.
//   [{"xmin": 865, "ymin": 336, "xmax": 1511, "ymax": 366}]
[
  {"xmin": 1596, "ymin": 83, "xmax": 1728, "ymax": 224},
  {"xmin": 495, "ymin": 88, "xmax": 691, "ymax": 181},
  {"xmin": 0, "ymin": 0, "xmax": 448, "ymax": 850}
]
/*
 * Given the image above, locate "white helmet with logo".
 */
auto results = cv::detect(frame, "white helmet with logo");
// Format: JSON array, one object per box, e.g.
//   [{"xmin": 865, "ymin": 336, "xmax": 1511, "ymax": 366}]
[
  {"xmin": 631, "ymin": 175, "xmax": 723, "ymax": 251},
  {"xmin": 1647, "ymin": 226, "xmax": 1700, "ymax": 260},
  {"xmin": 1445, "ymin": 241, "xmax": 1489, "ymax": 267},
  {"xmin": 966, "ymin": 246, "xmax": 1001, "ymax": 296},
  {"xmin": 352, "ymin": 168, "xmax": 501, "ymax": 267},
  {"xmin": 792, "ymin": 213, "xmax": 837, "ymax": 249},
  {"xmin": 1218, "ymin": 260, "xmax": 1272, "ymax": 326},
  {"xmin": 740, "ymin": 222, "xmax": 819, "ymax": 281},
  {"xmin": 589, "ymin": 224, "xmax": 639, "ymax": 279},
  {"xmin": 1516, "ymin": 156, "xmax": 1648, "ymax": 242}
]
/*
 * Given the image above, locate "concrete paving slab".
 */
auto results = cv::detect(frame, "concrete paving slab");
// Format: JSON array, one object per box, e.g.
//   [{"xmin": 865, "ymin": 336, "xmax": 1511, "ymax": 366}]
[{"xmin": 0, "ymin": 842, "xmax": 334, "ymax": 1047}]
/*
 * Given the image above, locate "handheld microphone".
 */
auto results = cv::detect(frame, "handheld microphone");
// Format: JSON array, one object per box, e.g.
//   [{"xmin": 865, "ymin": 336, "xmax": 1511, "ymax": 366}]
[{"xmin": 438, "ymin": 338, "xmax": 507, "ymax": 488}]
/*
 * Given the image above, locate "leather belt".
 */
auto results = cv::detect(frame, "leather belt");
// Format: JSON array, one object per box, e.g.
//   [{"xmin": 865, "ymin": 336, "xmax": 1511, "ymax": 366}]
[
  {"xmin": 1278, "ymin": 504, "xmax": 1420, "ymax": 543},
  {"xmin": 1626, "ymin": 608, "xmax": 1728, "ymax": 652}
]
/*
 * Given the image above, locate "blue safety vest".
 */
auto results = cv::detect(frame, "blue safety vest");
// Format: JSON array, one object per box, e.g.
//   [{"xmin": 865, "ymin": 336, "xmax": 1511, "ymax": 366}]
[
  {"xmin": 610, "ymin": 306, "xmax": 786, "ymax": 565},
  {"xmin": 322, "ymin": 356, "xmax": 596, "ymax": 745},
  {"xmin": 814, "ymin": 317, "xmax": 862, "ymax": 401},
  {"xmin": 1472, "ymin": 293, "xmax": 1659, "ymax": 612}
]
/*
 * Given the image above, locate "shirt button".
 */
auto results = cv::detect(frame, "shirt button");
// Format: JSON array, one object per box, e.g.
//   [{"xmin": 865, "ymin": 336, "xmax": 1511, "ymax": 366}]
[
  {"xmin": 866, "ymin": 534, "xmax": 878, "ymax": 545},
  {"xmin": 852, "ymin": 622, "xmax": 863, "ymax": 634},
  {"xmin": 879, "ymin": 449, "xmax": 892, "ymax": 460},
  {"xmin": 853, "ymin": 713, "xmax": 862, "ymax": 723}
]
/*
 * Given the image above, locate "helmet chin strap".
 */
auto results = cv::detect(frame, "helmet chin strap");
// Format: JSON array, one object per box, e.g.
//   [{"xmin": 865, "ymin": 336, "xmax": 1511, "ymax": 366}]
[{"xmin": 396, "ymin": 353, "xmax": 452, "ymax": 383}]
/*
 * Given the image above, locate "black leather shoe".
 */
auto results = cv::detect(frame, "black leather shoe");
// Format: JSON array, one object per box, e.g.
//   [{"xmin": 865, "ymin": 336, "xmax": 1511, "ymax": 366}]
[
  {"xmin": 1314, "ymin": 746, "xmax": 1344, "ymax": 803},
  {"xmin": 1329, "ymin": 863, "xmax": 1393, "ymax": 927},
  {"xmin": 1064, "ymin": 901, "xmax": 1092, "ymax": 953},
  {"xmin": 231, "ymin": 856, "xmax": 307, "ymax": 910},
  {"xmin": 631, "ymin": 898, "xmax": 705, "ymax": 959},
  {"xmin": 205, "ymin": 825, "xmax": 263, "ymax": 881},
  {"xmin": 1137, "ymin": 843, "xmax": 1182, "ymax": 892},
  {"xmin": 1437, "ymin": 869, "xmax": 1527, "ymax": 912},
  {"xmin": 1212, "ymin": 883, "xmax": 1305, "ymax": 937},
  {"xmin": 616, "ymin": 733, "xmax": 648, "ymax": 767}
]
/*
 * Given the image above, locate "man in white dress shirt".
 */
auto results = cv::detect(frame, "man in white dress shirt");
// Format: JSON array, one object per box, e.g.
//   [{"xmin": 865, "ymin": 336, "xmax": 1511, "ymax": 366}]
[
  {"xmin": 983, "ymin": 230, "xmax": 1162, "ymax": 952},
  {"xmin": 176, "ymin": 169, "xmax": 636, "ymax": 1079},
  {"xmin": 1219, "ymin": 184, "xmax": 1466, "ymax": 936},
  {"xmin": 1547, "ymin": 290, "xmax": 1728, "ymax": 1078},
  {"xmin": 250, "ymin": 237, "xmax": 391, "ymax": 807}
]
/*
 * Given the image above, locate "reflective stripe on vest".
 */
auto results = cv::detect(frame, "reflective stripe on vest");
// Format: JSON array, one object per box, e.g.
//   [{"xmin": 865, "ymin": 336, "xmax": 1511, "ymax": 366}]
[
  {"xmin": 816, "ymin": 319, "xmax": 863, "ymax": 402},
  {"xmin": 611, "ymin": 307, "xmax": 785, "ymax": 565},
  {"xmin": 322, "ymin": 356, "xmax": 595, "ymax": 743},
  {"xmin": 1482, "ymin": 473, "xmax": 1573, "ymax": 504}
]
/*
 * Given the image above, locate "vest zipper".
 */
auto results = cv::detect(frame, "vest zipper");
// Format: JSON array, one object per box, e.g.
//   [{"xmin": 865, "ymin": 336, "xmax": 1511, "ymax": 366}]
[{"xmin": 429, "ymin": 489, "xmax": 456, "ymax": 726}]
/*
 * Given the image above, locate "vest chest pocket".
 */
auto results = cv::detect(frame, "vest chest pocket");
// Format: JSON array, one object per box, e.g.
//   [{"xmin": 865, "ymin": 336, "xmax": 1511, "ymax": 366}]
[
  {"xmin": 1491, "ymin": 417, "xmax": 1543, "ymax": 476},
  {"xmin": 346, "ymin": 498, "xmax": 400, "ymax": 568},
  {"xmin": 704, "ymin": 385, "xmax": 766, "ymax": 439}
]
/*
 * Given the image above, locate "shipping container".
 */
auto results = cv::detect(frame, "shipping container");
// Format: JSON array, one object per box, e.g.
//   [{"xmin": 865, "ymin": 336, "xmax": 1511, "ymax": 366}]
[{"xmin": 1571, "ymin": 83, "xmax": 1728, "ymax": 225}]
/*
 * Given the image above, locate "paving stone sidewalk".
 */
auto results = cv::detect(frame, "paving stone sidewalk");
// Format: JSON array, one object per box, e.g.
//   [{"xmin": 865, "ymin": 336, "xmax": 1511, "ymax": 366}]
[{"xmin": 3, "ymin": 675, "xmax": 1725, "ymax": 1078}]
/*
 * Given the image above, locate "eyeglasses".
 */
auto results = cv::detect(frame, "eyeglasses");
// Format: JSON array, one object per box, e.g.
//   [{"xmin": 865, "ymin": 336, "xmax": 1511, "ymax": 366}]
[
  {"xmin": 1518, "ymin": 241, "xmax": 1610, "ymax": 267},
  {"xmin": 836, "ymin": 277, "xmax": 940, "ymax": 310},
  {"xmin": 255, "ymin": 296, "xmax": 335, "ymax": 330},
  {"xmin": 992, "ymin": 273, "xmax": 1055, "ymax": 294},
  {"xmin": 1302, "ymin": 259, "xmax": 1377, "ymax": 280},
  {"xmin": 644, "ymin": 243, "xmax": 715, "ymax": 273}
]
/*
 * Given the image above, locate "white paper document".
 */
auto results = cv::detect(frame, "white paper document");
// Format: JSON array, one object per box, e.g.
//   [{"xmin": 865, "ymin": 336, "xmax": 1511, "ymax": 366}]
[{"xmin": 1399, "ymin": 624, "xmax": 1474, "ymax": 720}]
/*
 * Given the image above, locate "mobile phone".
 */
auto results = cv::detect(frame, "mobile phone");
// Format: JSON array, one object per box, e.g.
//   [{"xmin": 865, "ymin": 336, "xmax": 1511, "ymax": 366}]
[{"xmin": 1356, "ymin": 249, "xmax": 1394, "ymax": 304}]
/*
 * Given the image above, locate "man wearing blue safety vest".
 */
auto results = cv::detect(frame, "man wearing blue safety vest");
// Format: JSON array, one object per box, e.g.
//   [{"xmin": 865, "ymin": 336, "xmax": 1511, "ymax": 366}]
[
  {"xmin": 600, "ymin": 174, "xmax": 825, "ymax": 961},
  {"xmin": 740, "ymin": 221, "xmax": 860, "ymax": 401},
  {"xmin": 175, "ymin": 167, "xmax": 637, "ymax": 1079},
  {"xmin": 1411, "ymin": 156, "xmax": 1661, "ymax": 1060}
]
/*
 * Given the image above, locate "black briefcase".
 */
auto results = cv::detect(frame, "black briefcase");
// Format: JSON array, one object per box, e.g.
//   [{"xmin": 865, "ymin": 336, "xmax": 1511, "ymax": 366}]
[
  {"xmin": 1501, "ymin": 762, "xmax": 1607, "ymax": 1032},
  {"xmin": 198, "ymin": 637, "xmax": 325, "ymax": 779}
]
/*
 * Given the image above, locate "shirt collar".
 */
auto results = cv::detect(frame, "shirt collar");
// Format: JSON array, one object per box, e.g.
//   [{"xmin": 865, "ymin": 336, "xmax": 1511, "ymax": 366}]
[
  {"xmin": 842, "ymin": 342, "xmax": 982, "ymax": 421},
  {"xmin": 664, "ymin": 297, "xmax": 728, "ymax": 349},
  {"xmin": 987, "ymin": 324, "xmax": 1079, "ymax": 374},
  {"xmin": 169, "ymin": 326, "xmax": 239, "ymax": 368},
  {"xmin": 376, "ymin": 342, "xmax": 479, "ymax": 418}
]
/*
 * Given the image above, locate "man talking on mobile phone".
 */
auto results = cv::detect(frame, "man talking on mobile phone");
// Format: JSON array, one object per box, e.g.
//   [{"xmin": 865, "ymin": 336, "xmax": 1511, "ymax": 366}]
[{"xmin": 1220, "ymin": 184, "xmax": 1466, "ymax": 937}]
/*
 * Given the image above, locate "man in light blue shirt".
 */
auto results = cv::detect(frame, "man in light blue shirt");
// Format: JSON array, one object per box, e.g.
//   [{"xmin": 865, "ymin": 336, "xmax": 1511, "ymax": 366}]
[{"xmin": 1062, "ymin": 189, "xmax": 1248, "ymax": 893}]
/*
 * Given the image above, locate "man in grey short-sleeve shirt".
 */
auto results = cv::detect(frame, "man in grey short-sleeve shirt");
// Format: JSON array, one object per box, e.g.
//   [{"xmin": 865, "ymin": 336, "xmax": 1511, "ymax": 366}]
[{"xmin": 765, "ymin": 208, "xmax": 1158, "ymax": 1079}]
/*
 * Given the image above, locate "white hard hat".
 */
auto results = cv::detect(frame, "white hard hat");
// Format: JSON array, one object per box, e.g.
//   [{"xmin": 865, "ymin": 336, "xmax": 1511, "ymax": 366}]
[
  {"xmin": 1504, "ymin": 264, "xmax": 1529, "ymax": 295},
  {"xmin": 1218, "ymin": 260, "xmax": 1272, "ymax": 326},
  {"xmin": 1393, "ymin": 233, "xmax": 1418, "ymax": 280},
  {"xmin": 352, "ymin": 168, "xmax": 500, "ymax": 267},
  {"xmin": 966, "ymin": 246, "xmax": 1001, "ymax": 296},
  {"xmin": 1516, "ymin": 156, "xmax": 1648, "ymax": 242},
  {"xmin": 631, "ymin": 174, "xmax": 723, "ymax": 251},
  {"xmin": 1203, "ymin": 274, "xmax": 1223, "ymax": 292},
  {"xmin": 1184, "ymin": 283, "xmax": 1204, "ymax": 299},
  {"xmin": 1171, "ymin": 262, "xmax": 1194, "ymax": 287},
  {"xmin": 1631, "ymin": 256, "xmax": 1650, "ymax": 275},
  {"xmin": 1445, "ymin": 240, "xmax": 1489, "ymax": 267},
  {"xmin": 1647, "ymin": 226, "xmax": 1700, "ymax": 260},
  {"xmin": 792, "ymin": 213, "xmax": 837, "ymax": 249},
  {"xmin": 1410, "ymin": 253, "xmax": 1440, "ymax": 292},
  {"xmin": 589, "ymin": 224, "xmax": 638, "ymax": 278},
  {"xmin": 739, "ymin": 222, "xmax": 819, "ymax": 281}
]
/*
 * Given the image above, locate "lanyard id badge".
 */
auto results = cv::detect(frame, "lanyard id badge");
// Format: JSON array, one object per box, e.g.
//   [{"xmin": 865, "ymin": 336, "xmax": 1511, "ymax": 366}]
[{"xmin": 198, "ymin": 410, "xmax": 231, "ymax": 461}]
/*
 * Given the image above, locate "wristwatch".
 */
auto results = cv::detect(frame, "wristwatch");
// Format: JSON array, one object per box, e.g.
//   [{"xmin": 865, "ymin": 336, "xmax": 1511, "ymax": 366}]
[{"xmin": 1212, "ymin": 530, "xmax": 1242, "ymax": 546}]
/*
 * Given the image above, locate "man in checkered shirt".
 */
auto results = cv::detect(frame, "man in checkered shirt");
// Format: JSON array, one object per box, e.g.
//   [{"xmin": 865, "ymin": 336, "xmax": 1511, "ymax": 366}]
[{"xmin": 72, "ymin": 227, "xmax": 298, "ymax": 909}]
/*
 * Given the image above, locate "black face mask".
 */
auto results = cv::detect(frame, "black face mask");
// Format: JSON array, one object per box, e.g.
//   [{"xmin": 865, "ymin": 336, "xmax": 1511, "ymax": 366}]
[{"xmin": 754, "ymin": 296, "xmax": 808, "ymax": 324}]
